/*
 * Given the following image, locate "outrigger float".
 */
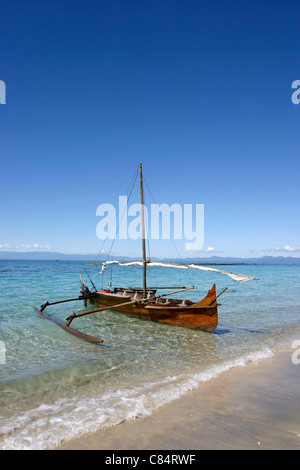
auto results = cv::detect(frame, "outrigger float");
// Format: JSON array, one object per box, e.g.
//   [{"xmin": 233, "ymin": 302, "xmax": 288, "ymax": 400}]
[{"xmin": 34, "ymin": 164, "xmax": 258, "ymax": 343}]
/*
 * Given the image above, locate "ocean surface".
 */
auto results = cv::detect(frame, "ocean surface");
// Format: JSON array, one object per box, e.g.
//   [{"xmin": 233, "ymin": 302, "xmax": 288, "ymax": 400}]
[{"xmin": 0, "ymin": 260, "xmax": 299, "ymax": 449}]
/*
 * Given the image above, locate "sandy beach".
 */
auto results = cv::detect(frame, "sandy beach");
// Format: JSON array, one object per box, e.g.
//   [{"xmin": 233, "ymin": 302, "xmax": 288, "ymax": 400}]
[{"xmin": 58, "ymin": 348, "xmax": 300, "ymax": 450}]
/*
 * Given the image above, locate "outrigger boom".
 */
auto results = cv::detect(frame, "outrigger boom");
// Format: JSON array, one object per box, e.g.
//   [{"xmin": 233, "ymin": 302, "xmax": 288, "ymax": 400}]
[{"xmin": 40, "ymin": 294, "xmax": 96, "ymax": 312}]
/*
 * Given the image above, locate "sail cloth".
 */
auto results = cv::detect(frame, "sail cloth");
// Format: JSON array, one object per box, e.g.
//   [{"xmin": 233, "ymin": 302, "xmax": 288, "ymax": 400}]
[{"xmin": 99, "ymin": 260, "xmax": 259, "ymax": 283}]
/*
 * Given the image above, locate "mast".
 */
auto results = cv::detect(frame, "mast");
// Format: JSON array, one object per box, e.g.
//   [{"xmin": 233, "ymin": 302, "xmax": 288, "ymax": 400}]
[{"xmin": 139, "ymin": 163, "xmax": 147, "ymax": 298}]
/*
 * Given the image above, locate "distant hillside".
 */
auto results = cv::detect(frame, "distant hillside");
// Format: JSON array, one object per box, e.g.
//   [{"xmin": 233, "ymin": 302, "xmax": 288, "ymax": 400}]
[
  {"xmin": 0, "ymin": 251, "xmax": 103, "ymax": 261},
  {"xmin": 163, "ymin": 256, "xmax": 300, "ymax": 264},
  {"xmin": 0, "ymin": 251, "xmax": 299, "ymax": 264}
]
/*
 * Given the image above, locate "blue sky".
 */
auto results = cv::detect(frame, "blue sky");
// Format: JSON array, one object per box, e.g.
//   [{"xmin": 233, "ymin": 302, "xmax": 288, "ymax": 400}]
[{"xmin": 0, "ymin": 0, "xmax": 299, "ymax": 259}]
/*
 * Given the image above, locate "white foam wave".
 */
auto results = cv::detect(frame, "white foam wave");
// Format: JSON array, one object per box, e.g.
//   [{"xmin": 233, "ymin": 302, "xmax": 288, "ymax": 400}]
[{"xmin": 0, "ymin": 348, "xmax": 273, "ymax": 450}]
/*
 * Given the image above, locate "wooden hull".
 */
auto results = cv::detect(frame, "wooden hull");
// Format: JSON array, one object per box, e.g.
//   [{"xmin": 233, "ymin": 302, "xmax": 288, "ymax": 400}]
[{"xmin": 87, "ymin": 285, "xmax": 218, "ymax": 332}]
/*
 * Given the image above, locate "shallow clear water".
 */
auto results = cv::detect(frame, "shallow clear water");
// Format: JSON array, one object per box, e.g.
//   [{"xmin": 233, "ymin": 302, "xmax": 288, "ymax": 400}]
[{"xmin": 0, "ymin": 260, "xmax": 299, "ymax": 449}]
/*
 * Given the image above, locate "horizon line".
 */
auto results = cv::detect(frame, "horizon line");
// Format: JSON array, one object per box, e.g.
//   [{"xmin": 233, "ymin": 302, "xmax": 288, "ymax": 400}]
[{"xmin": 0, "ymin": 250, "xmax": 299, "ymax": 261}]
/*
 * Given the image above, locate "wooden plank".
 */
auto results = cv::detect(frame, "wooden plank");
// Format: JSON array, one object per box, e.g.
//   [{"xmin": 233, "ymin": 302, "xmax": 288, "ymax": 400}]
[
  {"xmin": 158, "ymin": 286, "xmax": 196, "ymax": 298},
  {"xmin": 143, "ymin": 304, "xmax": 217, "ymax": 310},
  {"xmin": 33, "ymin": 306, "xmax": 103, "ymax": 343},
  {"xmin": 128, "ymin": 286, "xmax": 187, "ymax": 289}
]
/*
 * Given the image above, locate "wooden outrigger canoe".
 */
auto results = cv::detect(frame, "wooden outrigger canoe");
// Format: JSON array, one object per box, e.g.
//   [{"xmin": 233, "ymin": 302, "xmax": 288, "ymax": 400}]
[
  {"xmin": 85, "ymin": 284, "xmax": 220, "ymax": 332},
  {"xmin": 33, "ymin": 284, "xmax": 223, "ymax": 344},
  {"xmin": 34, "ymin": 163, "xmax": 258, "ymax": 343},
  {"xmin": 33, "ymin": 285, "xmax": 220, "ymax": 344}
]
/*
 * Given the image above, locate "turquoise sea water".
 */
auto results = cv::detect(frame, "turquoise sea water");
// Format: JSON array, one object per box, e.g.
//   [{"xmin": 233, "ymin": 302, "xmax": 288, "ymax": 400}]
[{"xmin": 0, "ymin": 260, "xmax": 299, "ymax": 449}]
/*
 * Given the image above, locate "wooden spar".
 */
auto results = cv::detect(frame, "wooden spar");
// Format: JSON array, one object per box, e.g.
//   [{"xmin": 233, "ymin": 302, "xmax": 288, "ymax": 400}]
[
  {"xmin": 209, "ymin": 287, "xmax": 228, "ymax": 305},
  {"xmin": 40, "ymin": 294, "xmax": 95, "ymax": 312},
  {"xmin": 139, "ymin": 163, "xmax": 147, "ymax": 299},
  {"xmin": 158, "ymin": 286, "xmax": 196, "ymax": 298},
  {"xmin": 130, "ymin": 286, "xmax": 188, "ymax": 290},
  {"xmin": 65, "ymin": 300, "xmax": 138, "ymax": 326}
]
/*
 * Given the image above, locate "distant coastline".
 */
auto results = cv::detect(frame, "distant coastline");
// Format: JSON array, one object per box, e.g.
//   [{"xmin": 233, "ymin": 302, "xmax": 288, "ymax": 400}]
[{"xmin": 0, "ymin": 251, "xmax": 299, "ymax": 264}]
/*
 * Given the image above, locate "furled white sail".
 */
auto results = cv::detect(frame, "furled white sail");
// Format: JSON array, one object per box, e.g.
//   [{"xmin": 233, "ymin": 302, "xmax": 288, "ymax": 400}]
[{"xmin": 99, "ymin": 260, "xmax": 259, "ymax": 283}]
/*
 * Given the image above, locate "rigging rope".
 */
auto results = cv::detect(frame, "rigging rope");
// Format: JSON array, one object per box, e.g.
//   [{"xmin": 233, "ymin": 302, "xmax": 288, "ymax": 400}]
[
  {"xmin": 84, "ymin": 167, "xmax": 139, "ymax": 287},
  {"xmin": 143, "ymin": 175, "xmax": 194, "ymax": 285}
]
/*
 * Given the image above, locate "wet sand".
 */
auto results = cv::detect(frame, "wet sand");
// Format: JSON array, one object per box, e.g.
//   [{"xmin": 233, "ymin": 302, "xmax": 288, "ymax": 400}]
[{"xmin": 58, "ymin": 349, "xmax": 300, "ymax": 450}]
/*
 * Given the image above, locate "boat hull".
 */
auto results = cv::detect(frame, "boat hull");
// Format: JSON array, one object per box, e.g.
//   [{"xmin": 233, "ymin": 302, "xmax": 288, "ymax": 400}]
[{"xmin": 87, "ymin": 285, "xmax": 218, "ymax": 332}]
